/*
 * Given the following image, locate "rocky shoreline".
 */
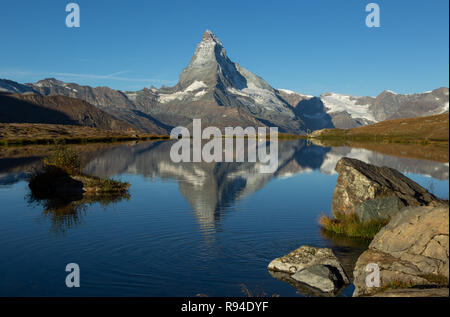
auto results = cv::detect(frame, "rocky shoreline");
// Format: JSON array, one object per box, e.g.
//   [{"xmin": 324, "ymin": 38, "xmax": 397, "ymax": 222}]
[{"xmin": 268, "ymin": 157, "xmax": 449, "ymax": 297}]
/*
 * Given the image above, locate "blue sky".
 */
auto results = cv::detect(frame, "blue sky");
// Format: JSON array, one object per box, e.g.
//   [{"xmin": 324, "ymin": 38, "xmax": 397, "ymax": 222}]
[{"xmin": 0, "ymin": 0, "xmax": 448, "ymax": 96}]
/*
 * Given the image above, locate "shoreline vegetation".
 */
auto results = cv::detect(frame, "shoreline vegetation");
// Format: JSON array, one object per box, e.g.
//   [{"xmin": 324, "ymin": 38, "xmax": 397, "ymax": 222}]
[
  {"xmin": 2, "ymin": 113, "xmax": 448, "ymax": 148},
  {"xmin": 0, "ymin": 123, "xmax": 304, "ymax": 147}
]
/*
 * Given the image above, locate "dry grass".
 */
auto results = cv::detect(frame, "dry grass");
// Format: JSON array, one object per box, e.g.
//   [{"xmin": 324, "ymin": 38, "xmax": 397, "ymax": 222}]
[
  {"xmin": 319, "ymin": 212, "xmax": 390, "ymax": 240},
  {"xmin": 0, "ymin": 123, "xmax": 169, "ymax": 146},
  {"xmin": 43, "ymin": 146, "xmax": 81, "ymax": 174},
  {"xmin": 75, "ymin": 175, "xmax": 130, "ymax": 194},
  {"xmin": 312, "ymin": 113, "xmax": 449, "ymax": 144},
  {"xmin": 419, "ymin": 274, "xmax": 449, "ymax": 286}
]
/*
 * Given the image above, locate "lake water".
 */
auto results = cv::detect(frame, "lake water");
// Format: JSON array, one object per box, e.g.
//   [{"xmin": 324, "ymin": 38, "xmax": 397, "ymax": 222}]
[{"xmin": 0, "ymin": 140, "xmax": 448, "ymax": 297}]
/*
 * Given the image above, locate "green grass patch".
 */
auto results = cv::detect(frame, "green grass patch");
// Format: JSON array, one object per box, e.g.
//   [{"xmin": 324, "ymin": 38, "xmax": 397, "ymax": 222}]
[{"xmin": 319, "ymin": 211, "xmax": 390, "ymax": 240}]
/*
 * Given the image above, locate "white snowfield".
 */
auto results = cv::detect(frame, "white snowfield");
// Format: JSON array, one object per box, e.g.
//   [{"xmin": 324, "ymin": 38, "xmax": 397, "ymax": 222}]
[
  {"xmin": 277, "ymin": 88, "xmax": 296, "ymax": 95},
  {"xmin": 278, "ymin": 89, "xmax": 314, "ymax": 99},
  {"xmin": 320, "ymin": 93, "xmax": 376, "ymax": 122},
  {"xmin": 227, "ymin": 84, "xmax": 295, "ymax": 115},
  {"xmin": 158, "ymin": 80, "xmax": 208, "ymax": 103},
  {"xmin": 439, "ymin": 102, "xmax": 449, "ymax": 114},
  {"xmin": 185, "ymin": 80, "xmax": 208, "ymax": 92}
]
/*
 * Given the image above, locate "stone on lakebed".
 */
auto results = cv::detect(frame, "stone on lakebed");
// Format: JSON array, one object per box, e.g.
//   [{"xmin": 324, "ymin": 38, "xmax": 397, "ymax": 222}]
[
  {"xmin": 292, "ymin": 264, "xmax": 347, "ymax": 293},
  {"xmin": 267, "ymin": 246, "xmax": 349, "ymax": 293}
]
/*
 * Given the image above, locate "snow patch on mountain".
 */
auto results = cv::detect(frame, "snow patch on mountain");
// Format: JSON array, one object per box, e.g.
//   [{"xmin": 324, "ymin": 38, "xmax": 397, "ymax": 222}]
[
  {"xmin": 320, "ymin": 93, "xmax": 376, "ymax": 122},
  {"xmin": 158, "ymin": 80, "xmax": 208, "ymax": 103},
  {"xmin": 185, "ymin": 80, "xmax": 208, "ymax": 92},
  {"xmin": 278, "ymin": 89, "xmax": 314, "ymax": 99},
  {"xmin": 228, "ymin": 83, "xmax": 293, "ymax": 114},
  {"xmin": 278, "ymin": 89, "xmax": 295, "ymax": 95}
]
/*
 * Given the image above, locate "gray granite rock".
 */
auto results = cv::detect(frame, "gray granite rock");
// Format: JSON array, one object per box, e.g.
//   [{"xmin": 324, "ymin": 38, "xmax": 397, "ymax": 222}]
[{"xmin": 292, "ymin": 264, "xmax": 346, "ymax": 293}]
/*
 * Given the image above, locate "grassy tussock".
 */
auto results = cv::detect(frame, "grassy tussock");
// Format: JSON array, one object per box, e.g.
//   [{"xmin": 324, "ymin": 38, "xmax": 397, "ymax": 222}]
[
  {"xmin": 32, "ymin": 146, "xmax": 129, "ymax": 194},
  {"xmin": 319, "ymin": 212, "xmax": 390, "ymax": 240},
  {"xmin": 43, "ymin": 146, "xmax": 81, "ymax": 174},
  {"xmin": 78, "ymin": 175, "xmax": 130, "ymax": 193}
]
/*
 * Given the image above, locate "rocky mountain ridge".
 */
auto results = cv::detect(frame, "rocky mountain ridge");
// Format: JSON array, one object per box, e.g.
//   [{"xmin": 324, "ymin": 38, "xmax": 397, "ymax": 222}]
[{"xmin": 1, "ymin": 30, "xmax": 448, "ymax": 133}]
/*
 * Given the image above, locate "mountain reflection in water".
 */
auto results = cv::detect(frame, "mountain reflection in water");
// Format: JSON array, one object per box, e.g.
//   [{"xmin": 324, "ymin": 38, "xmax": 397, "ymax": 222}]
[
  {"xmin": 78, "ymin": 140, "xmax": 449, "ymax": 231},
  {"xmin": 0, "ymin": 139, "xmax": 448, "ymax": 297}
]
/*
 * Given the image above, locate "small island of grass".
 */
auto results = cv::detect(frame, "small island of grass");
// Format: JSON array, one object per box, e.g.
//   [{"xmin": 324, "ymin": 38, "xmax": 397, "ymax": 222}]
[{"xmin": 29, "ymin": 146, "xmax": 130, "ymax": 197}]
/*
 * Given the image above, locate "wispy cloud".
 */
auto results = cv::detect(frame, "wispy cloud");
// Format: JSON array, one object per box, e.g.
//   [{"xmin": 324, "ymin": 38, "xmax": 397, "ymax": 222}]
[
  {"xmin": 49, "ymin": 71, "xmax": 175, "ymax": 85},
  {"xmin": 0, "ymin": 69, "xmax": 176, "ymax": 86}
]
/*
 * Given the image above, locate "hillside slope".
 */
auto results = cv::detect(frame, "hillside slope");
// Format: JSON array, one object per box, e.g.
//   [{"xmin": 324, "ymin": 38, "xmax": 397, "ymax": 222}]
[
  {"xmin": 0, "ymin": 93, "xmax": 146, "ymax": 132},
  {"xmin": 311, "ymin": 113, "xmax": 449, "ymax": 142}
]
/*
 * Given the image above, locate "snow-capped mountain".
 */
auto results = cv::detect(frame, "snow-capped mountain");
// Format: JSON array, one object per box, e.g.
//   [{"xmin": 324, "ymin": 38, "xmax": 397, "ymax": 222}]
[
  {"xmin": 0, "ymin": 30, "xmax": 448, "ymax": 133},
  {"xmin": 151, "ymin": 30, "xmax": 304, "ymax": 132},
  {"xmin": 278, "ymin": 87, "xmax": 449, "ymax": 130}
]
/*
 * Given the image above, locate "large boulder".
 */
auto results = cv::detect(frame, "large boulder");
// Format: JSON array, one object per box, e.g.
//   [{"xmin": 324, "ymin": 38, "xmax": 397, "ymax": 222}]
[
  {"xmin": 353, "ymin": 206, "xmax": 449, "ymax": 296},
  {"xmin": 267, "ymin": 246, "xmax": 349, "ymax": 293},
  {"xmin": 332, "ymin": 157, "xmax": 444, "ymax": 221}
]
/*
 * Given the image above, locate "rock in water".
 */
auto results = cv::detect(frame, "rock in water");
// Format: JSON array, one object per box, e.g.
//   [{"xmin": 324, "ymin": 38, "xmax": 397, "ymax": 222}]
[
  {"xmin": 353, "ymin": 206, "xmax": 449, "ymax": 296},
  {"xmin": 267, "ymin": 246, "xmax": 349, "ymax": 285},
  {"xmin": 332, "ymin": 157, "xmax": 444, "ymax": 221},
  {"xmin": 292, "ymin": 264, "xmax": 346, "ymax": 293}
]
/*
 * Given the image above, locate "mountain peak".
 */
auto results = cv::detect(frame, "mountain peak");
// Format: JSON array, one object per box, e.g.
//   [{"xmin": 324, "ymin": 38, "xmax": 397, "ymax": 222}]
[
  {"xmin": 201, "ymin": 30, "xmax": 222, "ymax": 45},
  {"xmin": 177, "ymin": 30, "xmax": 232, "ymax": 89}
]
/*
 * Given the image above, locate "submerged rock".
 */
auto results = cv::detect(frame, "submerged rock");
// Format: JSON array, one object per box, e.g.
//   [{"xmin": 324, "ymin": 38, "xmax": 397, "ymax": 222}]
[
  {"xmin": 332, "ymin": 157, "xmax": 444, "ymax": 221},
  {"xmin": 353, "ymin": 205, "xmax": 449, "ymax": 297},
  {"xmin": 292, "ymin": 264, "xmax": 346, "ymax": 293},
  {"xmin": 268, "ymin": 270, "xmax": 337, "ymax": 297},
  {"xmin": 267, "ymin": 246, "xmax": 349, "ymax": 293}
]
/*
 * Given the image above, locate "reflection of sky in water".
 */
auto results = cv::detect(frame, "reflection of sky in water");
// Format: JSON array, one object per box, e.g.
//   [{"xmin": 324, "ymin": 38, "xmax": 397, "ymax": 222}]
[
  {"xmin": 0, "ymin": 140, "xmax": 448, "ymax": 297},
  {"xmin": 405, "ymin": 174, "xmax": 449, "ymax": 200}
]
